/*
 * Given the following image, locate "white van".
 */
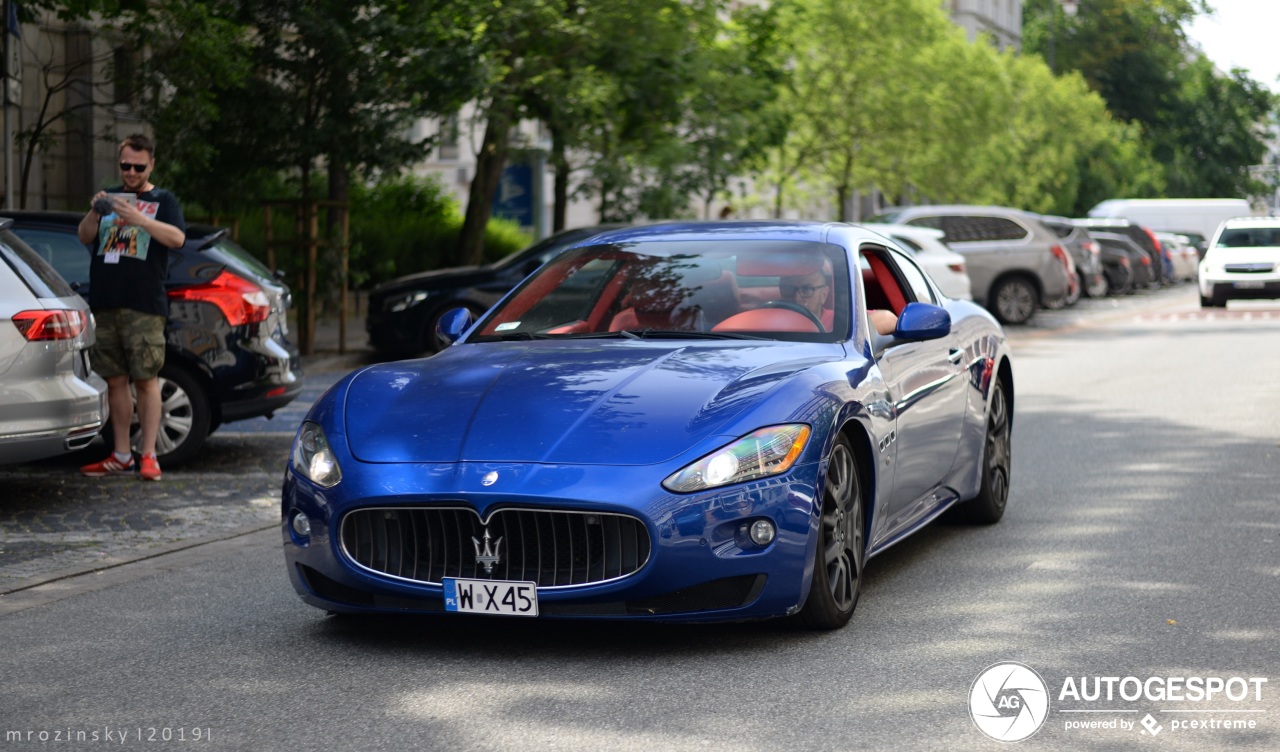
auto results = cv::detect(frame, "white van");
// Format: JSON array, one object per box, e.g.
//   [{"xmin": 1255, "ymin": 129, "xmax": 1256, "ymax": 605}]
[{"xmin": 1087, "ymin": 198, "xmax": 1255, "ymax": 247}]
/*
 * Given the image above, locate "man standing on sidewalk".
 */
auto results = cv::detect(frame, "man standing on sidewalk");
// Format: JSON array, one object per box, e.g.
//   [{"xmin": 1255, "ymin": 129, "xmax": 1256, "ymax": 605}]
[{"xmin": 76, "ymin": 133, "xmax": 186, "ymax": 481}]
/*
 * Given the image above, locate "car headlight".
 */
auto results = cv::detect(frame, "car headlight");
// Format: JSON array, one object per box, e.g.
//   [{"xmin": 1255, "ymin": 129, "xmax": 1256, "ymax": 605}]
[
  {"xmin": 663, "ymin": 424, "xmax": 812, "ymax": 493},
  {"xmin": 386, "ymin": 290, "xmax": 429, "ymax": 312},
  {"xmin": 291, "ymin": 421, "xmax": 343, "ymax": 487}
]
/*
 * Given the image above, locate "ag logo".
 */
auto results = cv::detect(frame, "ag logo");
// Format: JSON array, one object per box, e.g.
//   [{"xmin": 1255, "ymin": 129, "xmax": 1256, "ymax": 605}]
[{"xmin": 969, "ymin": 662, "xmax": 1050, "ymax": 742}]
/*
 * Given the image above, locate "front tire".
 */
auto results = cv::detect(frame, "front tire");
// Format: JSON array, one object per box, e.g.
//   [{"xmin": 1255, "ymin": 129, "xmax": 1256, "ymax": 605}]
[
  {"xmin": 795, "ymin": 436, "xmax": 865, "ymax": 630},
  {"xmin": 954, "ymin": 378, "xmax": 1011, "ymax": 524},
  {"xmin": 989, "ymin": 277, "xmax": 1038, "ymax": 325}
]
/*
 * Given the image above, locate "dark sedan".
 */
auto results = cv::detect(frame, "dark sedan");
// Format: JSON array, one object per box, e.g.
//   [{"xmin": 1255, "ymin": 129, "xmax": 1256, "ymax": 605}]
[
  {"xmin": 0, "ymin": 211, "xmax": 303, "ymax": 465},
  {"xmin": 366, "ymin": 225, "xmax": 621, "ymax": 358}
]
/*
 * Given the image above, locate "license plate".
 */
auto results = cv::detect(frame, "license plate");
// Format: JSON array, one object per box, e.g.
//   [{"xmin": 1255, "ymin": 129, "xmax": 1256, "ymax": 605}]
[
  {"xmin": 443, "ymin": 578, "xmax": 538, "ymax": 617},
  {"xmin": 1233, "ymin": 281, "xmax": 1265, "ymax": 289}
]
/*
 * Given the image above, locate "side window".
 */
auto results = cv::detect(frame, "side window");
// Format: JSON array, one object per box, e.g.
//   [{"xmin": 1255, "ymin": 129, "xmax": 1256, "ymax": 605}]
[
  {"xmin": 9, "ymin": 228, "xmax": 92, "ymax": 287},
  {"xmin": 888, "ymin": 248, "xmax": 937, "ymax": 304},
  {"xmin": 928, "ymin": 215, "xmax": 1028, "ymax": 243}
]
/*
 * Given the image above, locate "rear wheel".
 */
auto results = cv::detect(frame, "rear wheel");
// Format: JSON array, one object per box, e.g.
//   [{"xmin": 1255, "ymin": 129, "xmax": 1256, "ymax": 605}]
[
  {"xmin": 1083, "ymin": 271, "xmax": 1109, "ymax": 299},
  {"xmin": 989, "ymin": 277, "xmax": 1038, "ymax": 325},
  {"xmin": 130, "ymin": 364, "xmax": 212, "ymax": 466},
  {"xmin": 795, "ymin": 436, "xmax": 864, "ymax": 630},
  {"xmin": 953, "ymin": 378, "xmax": 1010, "ymax": 524}
]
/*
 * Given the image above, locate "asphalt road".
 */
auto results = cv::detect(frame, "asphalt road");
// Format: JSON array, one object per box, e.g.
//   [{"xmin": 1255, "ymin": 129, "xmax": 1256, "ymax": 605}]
[{"xmin": 1, "ymin": 285, "xmax": 1277, "ymax": 751}]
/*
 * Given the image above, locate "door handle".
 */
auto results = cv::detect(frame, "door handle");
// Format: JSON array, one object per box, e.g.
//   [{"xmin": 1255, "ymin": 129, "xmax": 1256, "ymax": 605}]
[{"xmin": 948, "ymin": 348, "xmax": 964, "ymax": 364}]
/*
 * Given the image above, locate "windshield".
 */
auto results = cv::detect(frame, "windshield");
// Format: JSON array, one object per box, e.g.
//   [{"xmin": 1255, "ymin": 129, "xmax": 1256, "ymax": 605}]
[
  {"xmin": 472, "ymin": 240, "xmax": 850, "ymax": 343},
  {"xmin": 1215, "ymin": 228, "xmax": 1280, "ymax": 249}
]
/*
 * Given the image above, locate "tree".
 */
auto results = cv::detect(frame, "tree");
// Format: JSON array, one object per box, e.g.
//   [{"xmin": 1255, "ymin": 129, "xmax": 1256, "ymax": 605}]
[{"xmin": 1022, "ymin": 0, "xmax": 1275, "ymax": 202}]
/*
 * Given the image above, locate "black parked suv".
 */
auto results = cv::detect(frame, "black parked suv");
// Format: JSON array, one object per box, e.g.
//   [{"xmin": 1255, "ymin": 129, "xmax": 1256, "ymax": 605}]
[{"xmin": 0, "ymin": 211, "xmax": 303, "ymax": 465}]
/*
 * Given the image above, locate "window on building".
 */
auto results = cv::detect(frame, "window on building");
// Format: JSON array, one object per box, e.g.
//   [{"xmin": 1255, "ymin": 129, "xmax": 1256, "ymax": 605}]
[
  {"xmin": 438, "ymin": 113, "xmax": 459, "ymax": 161},
  {"xmin": 112, "ymin": 47, "xmax": 137, "ymax": 106}
]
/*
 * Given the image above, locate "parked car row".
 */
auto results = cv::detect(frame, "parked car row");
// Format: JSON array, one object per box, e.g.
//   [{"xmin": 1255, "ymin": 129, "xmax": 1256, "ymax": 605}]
[
  {"xmin": 863, "ymin": 205, "xmax": 1206, "ymax": 325},
  {"xmin": 0, "ymin": 211, "xmax": 303, "ymax": 467}
]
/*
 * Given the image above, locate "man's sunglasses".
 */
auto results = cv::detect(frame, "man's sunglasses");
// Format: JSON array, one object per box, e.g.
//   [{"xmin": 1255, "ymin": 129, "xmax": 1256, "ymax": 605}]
[
  {"xmin": 780, "ymin": 283, "xmax": 827, "ymax": 297},
  {"xmin": 119, "ymin": 162, "xmax": 149, "ymax": 173}
]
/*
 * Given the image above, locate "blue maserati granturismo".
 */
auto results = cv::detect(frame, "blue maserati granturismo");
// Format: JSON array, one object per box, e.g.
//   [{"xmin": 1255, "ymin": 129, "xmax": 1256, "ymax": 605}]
[{"xmin": 282, "ymin": 221, "xmax": 1014, "ymax": 629}]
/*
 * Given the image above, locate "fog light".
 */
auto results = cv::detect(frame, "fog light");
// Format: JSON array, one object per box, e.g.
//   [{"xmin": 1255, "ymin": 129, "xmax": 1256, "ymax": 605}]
[
  {"xmin": 291, "ymin": 512, "xmax": 311, "ymax": 538},
  {"xmin": 749, "ymin": 519, "xmax": 776, "ymax": 546}
]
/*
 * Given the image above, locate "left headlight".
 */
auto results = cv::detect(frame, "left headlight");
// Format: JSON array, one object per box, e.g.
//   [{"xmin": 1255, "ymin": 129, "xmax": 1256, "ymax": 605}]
[
  {"xmin": 292, "ymin": 421, "xmax": 343, "ymax": 487},
  {"xmin": 385, "ymin": 290, "xmax": 429, "ymax": 313},
  {"xmin": 663, "ymin": 424, "xmax": 811, "ymax": 493}
]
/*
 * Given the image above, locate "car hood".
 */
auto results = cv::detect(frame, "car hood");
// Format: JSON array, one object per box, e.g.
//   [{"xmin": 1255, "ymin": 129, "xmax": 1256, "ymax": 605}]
[
  {"xmin": 342, "ymin": 341, "xmax": 842, "ymax": 465},
  {"xmin": 1206, "ymin": 247, "xmax": 1280, "ymax": 269}
]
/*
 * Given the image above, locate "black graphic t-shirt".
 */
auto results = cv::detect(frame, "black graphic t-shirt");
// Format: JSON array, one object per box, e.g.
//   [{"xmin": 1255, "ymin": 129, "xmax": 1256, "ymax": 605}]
[{"xmin": 89, "ymin": 187, "xmax": 186, "ymax": 316}]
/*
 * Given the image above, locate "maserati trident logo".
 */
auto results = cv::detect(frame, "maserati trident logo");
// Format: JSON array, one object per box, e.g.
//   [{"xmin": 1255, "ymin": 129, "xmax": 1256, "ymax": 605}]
[{"xmin": 472, "ymin": 529, "xmax": 503, "ymax": 574}]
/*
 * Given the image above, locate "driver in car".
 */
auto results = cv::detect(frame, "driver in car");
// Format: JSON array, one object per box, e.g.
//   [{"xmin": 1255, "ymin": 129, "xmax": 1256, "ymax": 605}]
[{"xmin": 780, "ymin": 266, "xmax": 897, "ymax": 335}]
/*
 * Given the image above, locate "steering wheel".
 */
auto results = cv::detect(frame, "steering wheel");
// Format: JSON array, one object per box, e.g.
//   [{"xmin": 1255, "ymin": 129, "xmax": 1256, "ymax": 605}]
[{"xmin": 759, "ymin": 300, "xmax": 824, "ymax": 330}]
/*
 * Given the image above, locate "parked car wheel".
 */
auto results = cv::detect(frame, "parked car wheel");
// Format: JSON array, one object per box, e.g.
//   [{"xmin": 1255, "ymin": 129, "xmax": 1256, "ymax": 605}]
[
  {"xmin": 989, "ymin": 277, "xmax": 1038, "ymax": 325},
  {"xmin": 1082, "ymin": 271, "xmax": 1109, "ymax": 299},
  {"xmin": 952, "ymin": 378, "xmax": 1010, "ymax": 524},
  {"xmin": 794, "ymin": 435, "xmax": 864, "ymax": 630},
  {"xmin": 130, "ymin": 364, "xmax": 212, "ymax": 466}
]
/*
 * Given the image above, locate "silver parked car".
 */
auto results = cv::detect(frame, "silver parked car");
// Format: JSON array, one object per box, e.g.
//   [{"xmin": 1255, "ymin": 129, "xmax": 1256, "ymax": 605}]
[
  {"xmin": 870, "ymin": 205, "xmax": 1073, "ymax": 325},
  {"xmin": 0, "ymin": 219, "xmax": 107, "ymax": 464}
]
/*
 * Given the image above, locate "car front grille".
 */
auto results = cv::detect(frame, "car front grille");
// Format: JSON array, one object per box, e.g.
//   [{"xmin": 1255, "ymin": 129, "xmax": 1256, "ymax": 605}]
[
  {"xmin": 1224, "ymin": 263, "xmax": 1275, "ymax": 274},
  {"xmin": 340, "ymin": 506, "xmax": 651, "ymax": 589}
]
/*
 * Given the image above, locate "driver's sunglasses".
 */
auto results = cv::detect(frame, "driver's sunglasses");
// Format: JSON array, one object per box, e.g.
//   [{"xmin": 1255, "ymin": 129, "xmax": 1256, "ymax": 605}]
[
  {"xmin": 780, "ymin": 283, "xmax": 827, "ymax": 297},
  {"xmin": 119, "ymin": 162, "xmax": 149, "ymax": 173}
]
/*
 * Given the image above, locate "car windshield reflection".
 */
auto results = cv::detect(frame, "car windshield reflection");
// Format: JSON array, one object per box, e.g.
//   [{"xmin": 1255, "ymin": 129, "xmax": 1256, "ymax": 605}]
[{"xmin": 470, "ymin": 240, "xmax": 851, "ymax": 343}]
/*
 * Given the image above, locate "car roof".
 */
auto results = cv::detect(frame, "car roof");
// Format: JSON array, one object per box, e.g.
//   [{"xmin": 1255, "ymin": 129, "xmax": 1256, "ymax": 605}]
[
  {"xmin": 1218, "ymin": 216, "xmax": 1280, "ymax": 229},
  {"xmin": 857, "ymin": 222, "xmax": 946, "ymax": 240},
  {"xmin": 0, "ymin": 210, "xmax": 223, "ymax": 244},
  {"xmin": 582, "ymin": 220, "xmax": 845, "ymax": 246}
]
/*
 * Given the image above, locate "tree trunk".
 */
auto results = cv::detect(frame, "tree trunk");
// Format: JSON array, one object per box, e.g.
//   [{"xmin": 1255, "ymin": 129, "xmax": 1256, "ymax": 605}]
[
  {"xmin": 550, "ymin": 128, "xmax": 568, "ymax": 233},
  {"xmin": 456, "ymin": 109, "xmax": 512, "ymax": 266}
]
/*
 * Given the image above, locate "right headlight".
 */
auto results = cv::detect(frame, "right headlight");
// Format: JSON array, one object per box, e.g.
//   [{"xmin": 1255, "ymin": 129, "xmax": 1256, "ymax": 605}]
[
  {"xmin": 292, "ymin": 421, "xmax": 343, "ymax": 487},
  {"xmin": 663, "ymin": 424, "xmax": 811, "ymax": 493}
]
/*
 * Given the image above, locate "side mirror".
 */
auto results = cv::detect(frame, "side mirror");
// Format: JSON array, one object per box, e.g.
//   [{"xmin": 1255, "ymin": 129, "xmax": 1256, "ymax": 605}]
[
  {"xmin": 893, "ymin": 302, "xmax": 951, "ymax": 341},
  {"xmin": 436, "ymin": 307, "xmax": 474, "ymax": 346}
]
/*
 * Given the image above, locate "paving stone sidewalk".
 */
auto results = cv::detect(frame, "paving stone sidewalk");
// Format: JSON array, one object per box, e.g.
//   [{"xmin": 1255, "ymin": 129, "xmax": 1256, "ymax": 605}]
[{"xmin": 0, "ymin": 312, "xmax": 380, "ymax": 596}]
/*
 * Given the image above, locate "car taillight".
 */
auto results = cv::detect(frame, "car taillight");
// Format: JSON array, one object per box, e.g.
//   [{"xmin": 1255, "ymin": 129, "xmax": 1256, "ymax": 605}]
[
  {"xmin": 11, "ymin": 309, "xmax": 87, "ymax": 341},
  {"xmin": 1050, "ymin": 244, "xmax": 1068, "ymax": 264},
  {"xmin": 169, "ymin": 270, "xmax": 271, "ymax": 326},
  {"xmin": 948, "ymin": 262, "xmax": 966, "ymax": 274},
  {"xmin": 1139, "ymin": 255, "xmax": 1150, "ymax": 266}
]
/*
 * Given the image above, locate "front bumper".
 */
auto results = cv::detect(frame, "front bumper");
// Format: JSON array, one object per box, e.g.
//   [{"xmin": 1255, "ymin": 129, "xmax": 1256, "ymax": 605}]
[
  {"xmin": 1199, "ymin": 275, "xmax": 1280, "ymax": 301},
  {"xmin": 281, "ymin": 460, "xmax": 822, "ymax": 622}
]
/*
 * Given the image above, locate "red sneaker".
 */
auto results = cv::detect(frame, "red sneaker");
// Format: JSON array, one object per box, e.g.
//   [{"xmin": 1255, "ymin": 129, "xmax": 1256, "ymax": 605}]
[
  {"xmin": 80, "ymin": 455, "xmax": 134, "ymax": 477},
  {"xmin": 139, "ymin": 455, "xmax": 162, "ymax": 482}
]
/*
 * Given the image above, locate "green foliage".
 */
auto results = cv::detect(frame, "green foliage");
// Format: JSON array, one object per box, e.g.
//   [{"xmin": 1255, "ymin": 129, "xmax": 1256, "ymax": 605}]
[
  {"xmin": 208, "ymin": 174, "xmax": 529, "ymax": 295},
  {"xmin": 1022, "ymin": 0, "xmax": 1274, "ymax": 206}
]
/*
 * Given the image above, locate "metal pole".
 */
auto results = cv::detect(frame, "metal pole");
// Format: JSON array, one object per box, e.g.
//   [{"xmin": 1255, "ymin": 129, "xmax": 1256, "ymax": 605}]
[{"xmin": 3, "ymin": 0, "xmax": 12, "ymax": 210}]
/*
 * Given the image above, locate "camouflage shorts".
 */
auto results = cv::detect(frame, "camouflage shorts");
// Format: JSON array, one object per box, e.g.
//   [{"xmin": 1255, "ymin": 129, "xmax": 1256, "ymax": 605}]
[{"xmin": 90, "ymin": 308, "xmax": 167, "ymax": 380}]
